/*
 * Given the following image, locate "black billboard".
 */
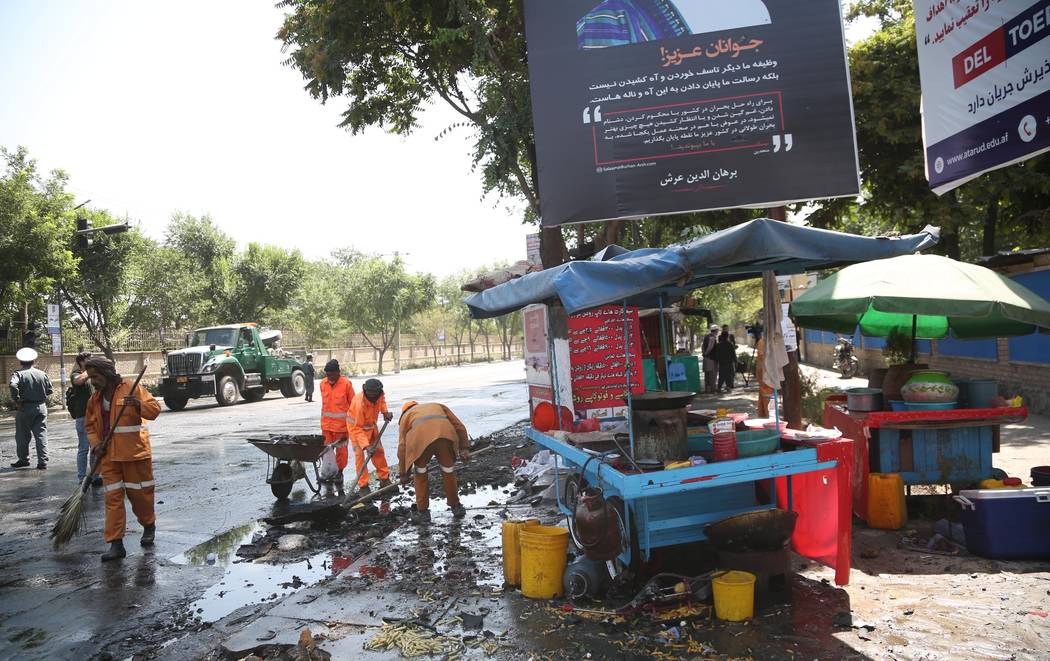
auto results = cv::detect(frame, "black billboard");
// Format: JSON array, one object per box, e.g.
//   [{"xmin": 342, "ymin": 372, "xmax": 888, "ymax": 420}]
[{"xmin": 523, "ymin": 0, "xmax": 861, "ymax": 226}]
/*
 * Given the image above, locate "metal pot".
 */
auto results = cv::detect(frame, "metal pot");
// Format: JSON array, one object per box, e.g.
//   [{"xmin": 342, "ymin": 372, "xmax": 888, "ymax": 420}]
[{"xmin": 846, "ymin": 387, "xmax": 883, "ymax": 412}]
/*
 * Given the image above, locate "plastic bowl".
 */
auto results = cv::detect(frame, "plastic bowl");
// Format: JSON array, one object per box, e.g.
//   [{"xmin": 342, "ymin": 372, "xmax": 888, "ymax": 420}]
[
  {"xmin": 889, "ymin": 400, "xmax": 907, "ymax": 412},
  {"xmin": 735, "ymin": 430, "xmax": 781, "ymax": 457},
  {"xmin": 903, "ymin": 401, "xmax": 957, "ymax": 411}
]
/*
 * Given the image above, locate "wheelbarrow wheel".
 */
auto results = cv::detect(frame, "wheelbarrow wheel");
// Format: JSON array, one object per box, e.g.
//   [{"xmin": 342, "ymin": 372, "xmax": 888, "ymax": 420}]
[{"xmin": 270, "ymin": 463, "xmax": 294, "ymax": 500}]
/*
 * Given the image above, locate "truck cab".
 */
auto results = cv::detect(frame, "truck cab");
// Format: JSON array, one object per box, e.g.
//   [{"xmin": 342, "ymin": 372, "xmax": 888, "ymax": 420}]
[{"xmin": 158, "ymin": 323, "xmax": 306, "ymax": 411}]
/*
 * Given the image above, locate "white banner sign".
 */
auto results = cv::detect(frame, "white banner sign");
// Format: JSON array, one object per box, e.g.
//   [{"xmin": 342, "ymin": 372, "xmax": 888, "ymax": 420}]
[
  {"xmin": 47, "ymin": 303, "xmax": 60, "ymax": 333},
  {"xmin": 915, "ymin": 0, "xmax": 1050, "ymax": 193}
]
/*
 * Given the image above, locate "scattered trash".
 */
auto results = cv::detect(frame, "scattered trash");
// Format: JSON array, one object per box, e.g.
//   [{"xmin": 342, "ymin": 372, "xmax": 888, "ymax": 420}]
[
  {"xmin": 277, "ymin": 534, "xmax": 311, "ymax": 552},
  {"xmin": 363, "ymin": 621, "xmax": 457, "ymax": 657}
]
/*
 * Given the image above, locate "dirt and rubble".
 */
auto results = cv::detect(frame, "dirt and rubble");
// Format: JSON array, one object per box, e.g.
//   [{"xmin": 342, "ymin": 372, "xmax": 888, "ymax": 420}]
[{"xmin": 118, "ymin": 414, "xmax": 1048, "ymax": 661}]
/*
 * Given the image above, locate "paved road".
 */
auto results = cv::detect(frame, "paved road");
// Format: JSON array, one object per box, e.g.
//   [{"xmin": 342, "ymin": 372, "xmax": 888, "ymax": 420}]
[{"xmin": 0, "ymin": 361, "xmax": 527, "ymax": 660}]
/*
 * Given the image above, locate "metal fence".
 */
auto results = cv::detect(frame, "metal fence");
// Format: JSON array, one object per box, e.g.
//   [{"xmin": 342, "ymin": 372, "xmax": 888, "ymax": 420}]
[{"xmin": 1, "ymin": 323, "xmax": 522, "ymax": 356}]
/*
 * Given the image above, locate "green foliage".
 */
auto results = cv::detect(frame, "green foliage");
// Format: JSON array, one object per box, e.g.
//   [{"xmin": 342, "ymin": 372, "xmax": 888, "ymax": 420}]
[
  {"xmin": 883, "ymin": 328, "xmax": 914, "ymax": 366},
  {"xmin": 339, "ymin": 255, "xmax": 436, "ymax": 373},
  {"xmin": 800, "ymin": 370, "xmax": 842, "ymax": 425},
  {"xmin": 0, "ymin": 147, "xmax": 77, "ymax": 320},
  {"xmin": 227, "ymin": 243, "xmax": 305, "ymax": 321},
  {"xmin": 60, "ymin": 208, "xmax": 149, "ymax": 358}
]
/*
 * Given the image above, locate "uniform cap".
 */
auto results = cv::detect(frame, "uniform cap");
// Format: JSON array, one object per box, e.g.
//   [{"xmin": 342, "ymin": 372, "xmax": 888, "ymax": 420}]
[
  {"xmin": 16, "ymin": 347, "xmax": 38, "ymax": 362},
  {"xmin": 323, "ymin": 359, "xmax": 340, "ymax": 373},
  {"xmin": 401, "ymin": 400, "xmax": 418, "ymax": 414},
  {"xmin": 363, "ymin": 378, "xmax": 383, "ymax": 394},
  {"xmin": 709, "ymin": 325, "xmax": 720, "ymax": 332}
]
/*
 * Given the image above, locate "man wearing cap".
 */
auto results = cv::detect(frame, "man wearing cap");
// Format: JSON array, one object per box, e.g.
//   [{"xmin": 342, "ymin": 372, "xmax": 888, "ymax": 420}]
[
  {"xmin": 301, "ymin": 354, "xmax": 316, "ymax": 402},
  {"xmin": 701, "ymin": 325, "xmax": 720, "ymax": 394},
  {"xmin": 9, "ymin": 347, "xmax": 53, "ymax": 469},
  {"xmin": 397, "ymin": 401, "xmax": 471, "ymax": 524},
  {"xmin": 84, "ymin": 356, "xmax": 161, "ymax": 561},
  {"xmin": 346, "ymin": 379, "xmax": 393, "ymax": 494},
  {"xmin": 319, "ymin": 360, "xmax": 354, "ymax": 488}
]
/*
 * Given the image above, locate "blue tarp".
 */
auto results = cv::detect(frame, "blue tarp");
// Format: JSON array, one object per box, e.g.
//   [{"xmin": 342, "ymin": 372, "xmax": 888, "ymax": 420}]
[{"xmin": 466, "ymin": 219, "xmax": 940, "ymax": 319}]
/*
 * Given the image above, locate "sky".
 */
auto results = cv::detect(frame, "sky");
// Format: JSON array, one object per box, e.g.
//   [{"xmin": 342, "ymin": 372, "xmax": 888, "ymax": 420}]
[
  {"xmin": 0, "ymin": 0, "xmax": 530, "ymax": 277},
  {"xmin": 0, "ymin": 2, "xmax": 876, "ymax": 277}
]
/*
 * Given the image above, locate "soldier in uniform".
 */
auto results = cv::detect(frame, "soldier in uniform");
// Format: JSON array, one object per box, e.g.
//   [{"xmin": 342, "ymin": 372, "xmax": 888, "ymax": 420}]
[
  {"xmin": 302, "ymin": 354, "xmax": 316, "ymax": 402},
  {"xmin": 8, "ymin": 347, "xmax": 53, "ymax": 469}
]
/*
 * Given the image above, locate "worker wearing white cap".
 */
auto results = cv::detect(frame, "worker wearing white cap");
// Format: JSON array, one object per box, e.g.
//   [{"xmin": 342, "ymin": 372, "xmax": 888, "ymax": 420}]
[{"xmin": 9, "ymin": 347, "xmax": 53, "ymax": 469}]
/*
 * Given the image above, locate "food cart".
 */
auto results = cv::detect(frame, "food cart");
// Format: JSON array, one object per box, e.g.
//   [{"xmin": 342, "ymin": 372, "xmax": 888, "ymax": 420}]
[
  {"xmin": 467, "ymin": 220, "xmax": 941, "ymax": 585},
  {"xmin": 792, "ymin": 254, "xmax": 1050, "ymax": 519}
]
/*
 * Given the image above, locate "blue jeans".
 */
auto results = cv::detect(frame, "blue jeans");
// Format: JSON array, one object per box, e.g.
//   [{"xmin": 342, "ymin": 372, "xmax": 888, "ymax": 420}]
[{"xmin": 75, "ymin": 417, "xmax": 89, "ymax": 481}]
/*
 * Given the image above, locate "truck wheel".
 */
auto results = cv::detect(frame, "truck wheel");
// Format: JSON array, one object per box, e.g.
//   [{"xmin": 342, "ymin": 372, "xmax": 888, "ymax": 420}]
[
  {"xmin": 243, "ymin": 388, "xmax": 266, "ymax": 403},
  {"xmin": 281, "ymin": 370, "xmax": 306, "ymax": 398},
  {"xmin": 163, "ymin": 396, "xmax": 189, "ymax": 411},
  {"xmin": 216, "ymin": 375, "xmax": 239, "ymax": 406}
]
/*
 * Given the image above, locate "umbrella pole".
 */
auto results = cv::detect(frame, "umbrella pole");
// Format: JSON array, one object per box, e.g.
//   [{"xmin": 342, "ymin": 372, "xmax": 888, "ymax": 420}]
[
  {"xmin": 910, "ymin": 314, "xmax": 917, "ymax": 364},
  {"xmin": 658, "ymin": 294, "xmax": 670, "ymax": 392}
]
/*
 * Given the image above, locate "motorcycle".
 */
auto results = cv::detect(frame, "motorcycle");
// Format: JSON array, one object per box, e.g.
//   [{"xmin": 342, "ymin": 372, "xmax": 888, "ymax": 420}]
[{"xmin": 833, "ymin": 337, "xmax": 859, "ymax": 378}]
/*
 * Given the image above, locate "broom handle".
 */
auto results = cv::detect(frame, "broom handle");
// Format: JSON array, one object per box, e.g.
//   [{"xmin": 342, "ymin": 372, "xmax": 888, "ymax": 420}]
[
  {"xmin": 342, "ymin": 443, "xmax": 493, "ymax": 509},
  {"xmin": 80, "ymin": 362, "xmax": 149, "ymax": 493}
]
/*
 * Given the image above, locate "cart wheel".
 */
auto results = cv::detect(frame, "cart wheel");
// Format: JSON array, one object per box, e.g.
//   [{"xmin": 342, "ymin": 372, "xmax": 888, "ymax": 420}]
[{"xmin": 271, "ymin": 463, "xmax": 294, "ymax": 500}]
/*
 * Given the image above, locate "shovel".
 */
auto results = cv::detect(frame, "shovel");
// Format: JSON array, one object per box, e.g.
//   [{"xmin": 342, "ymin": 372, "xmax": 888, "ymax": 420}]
[{"xmin": 346, "ymin": 418, "xmax": 390, "ymax": 495}]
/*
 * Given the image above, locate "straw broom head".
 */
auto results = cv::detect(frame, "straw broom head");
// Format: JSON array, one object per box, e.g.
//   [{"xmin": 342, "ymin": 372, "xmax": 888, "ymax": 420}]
[{"xmin": 50, "ymin": 484, "xmax": 88, "ymax": 549}]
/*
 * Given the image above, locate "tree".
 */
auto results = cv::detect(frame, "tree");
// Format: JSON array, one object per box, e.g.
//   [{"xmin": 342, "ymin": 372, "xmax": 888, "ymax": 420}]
[
  {"xmin": 409, "ymin": 307, "xmax": 455, "ymax": 368},
  {"xmin": 123, "ymin": 241, "xmax": 196, "ymax": 342},
  {"xmin": 285, "ymin": 260, "xmax": 345, "ymax": 350},
  {"xmin": 163, "ymin": 213, "xmax": 236, "ymax": 324},
  {"xmin": 340, "ymin": 255, "xmax": 435, "ymax": 374},
  {"xmin": 0, "ymin": 147, "xmax": 76, "ymax": 326},
  {"xmin": 277, "ymin": 0, "xmax": 576, "ymax": 266},
  {"xmin": 227, "ymin": 243, "xmax": 306, "ymax": 321},
  {"xmin": 493, "ymin": 308, "xmax": 522, "ymax": 360},
  {"xmin": 60, "ymin": 209, "xmax": 148, "ymax": 358}
]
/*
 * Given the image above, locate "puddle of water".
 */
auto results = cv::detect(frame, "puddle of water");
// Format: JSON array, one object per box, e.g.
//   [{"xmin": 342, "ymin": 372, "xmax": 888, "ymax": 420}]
[
  {"xmin": 170, "ymin": 522, "xmax": 264, "ymax": 566},
  {"xmin": 456, "ymin": 484, "xmax": 512, "ymax": 510},
  {"xmin": 185, "ymin": 549, "xmax": 336, "ymax": 623}
]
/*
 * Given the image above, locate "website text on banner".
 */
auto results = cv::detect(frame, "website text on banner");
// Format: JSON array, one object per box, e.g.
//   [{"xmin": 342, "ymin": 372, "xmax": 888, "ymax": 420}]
[
  {"xmin": 523, "ymin": 0, "xmax": 860, "ymax": 226},
  {"xmin": 915, "ymin": 0, "xmax": 1050, "ymax": 194}
]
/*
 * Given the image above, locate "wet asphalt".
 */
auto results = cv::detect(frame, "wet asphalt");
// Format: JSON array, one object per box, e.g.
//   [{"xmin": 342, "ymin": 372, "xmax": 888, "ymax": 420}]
[{"xmin": 0, "ymin": 361, "xmax": 528, "ymax": 660}]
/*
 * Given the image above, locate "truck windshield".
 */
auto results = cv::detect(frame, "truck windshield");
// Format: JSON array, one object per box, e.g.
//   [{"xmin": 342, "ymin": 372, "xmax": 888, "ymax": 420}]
[{"xmin": 191, "ymin": 329, "xmax": 238, "ymax": 347}]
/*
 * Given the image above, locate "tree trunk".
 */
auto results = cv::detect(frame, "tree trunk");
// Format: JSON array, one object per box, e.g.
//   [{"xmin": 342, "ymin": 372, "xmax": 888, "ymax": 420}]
[
  {"xmin": 376, "ymin": 347, "xmax": 385, "ymax": 375},
  {"xmin": 943, "ymin": 230, "xmax": 961, "ymax": 260},
  {"xmin": 540, "ymin": 226, "xmax": 568, "ymax": 268},
  {"xmin": 982, "ymin": 199, "xmax": 999, "ymax": 257}
]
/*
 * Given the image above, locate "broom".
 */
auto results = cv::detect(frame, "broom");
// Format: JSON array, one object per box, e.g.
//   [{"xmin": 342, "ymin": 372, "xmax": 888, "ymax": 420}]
[{"xmin": 51, "ymin": 362, "xmax": 149, "ymax": 549}]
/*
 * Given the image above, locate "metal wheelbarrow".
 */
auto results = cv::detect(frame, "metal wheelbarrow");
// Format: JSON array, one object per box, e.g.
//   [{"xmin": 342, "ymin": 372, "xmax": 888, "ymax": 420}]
[{"xmin": 247, "ymin": 434, "xmax": 343, "ymax": 499}]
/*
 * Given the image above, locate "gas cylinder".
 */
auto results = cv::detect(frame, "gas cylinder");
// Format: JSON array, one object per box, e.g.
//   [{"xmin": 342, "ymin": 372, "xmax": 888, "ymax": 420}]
[
  {"xmin": 563, "ymin": 556, "xmax": 609, "ymax": 599},
  {"xmin": 572, "ymin": 488, "xmax": 623, "ymax": 561}
]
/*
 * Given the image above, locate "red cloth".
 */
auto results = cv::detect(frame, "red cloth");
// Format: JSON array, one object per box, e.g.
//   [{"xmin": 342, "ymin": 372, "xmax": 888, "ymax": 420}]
[{"xmin": 776, "ymin": 438, "xmax": 853, "ymax": 586}]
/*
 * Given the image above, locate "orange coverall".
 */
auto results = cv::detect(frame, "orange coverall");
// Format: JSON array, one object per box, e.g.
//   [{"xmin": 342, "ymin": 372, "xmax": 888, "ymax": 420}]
[
  {"xmin": 85, "ymin": 381, "xmax": 161, "ymax": 542},
  {"xmin": 397, "ymin": 402, "xmax": 469, "ymax": 512},
  {"xmin": 346, "ymin": 391, "xmax": 391, "ymax": 488},
  {"xmin": 319, "ymin": 376, "xmax": 355, "ymax": 470}
]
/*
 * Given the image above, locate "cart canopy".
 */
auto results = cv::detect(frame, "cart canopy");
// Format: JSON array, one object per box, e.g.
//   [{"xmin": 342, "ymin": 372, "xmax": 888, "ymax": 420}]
[{"xmin": 466, "ymin": 219, "xmax": 940, "ymax": 318}]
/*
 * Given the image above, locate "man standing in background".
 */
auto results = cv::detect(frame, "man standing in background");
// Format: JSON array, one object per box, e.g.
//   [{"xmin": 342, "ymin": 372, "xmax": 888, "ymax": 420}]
[
  {"xmin": 302, "ymin": 354, "xmax": 316, "ymax": 402},
  {"xmin": 700, "ymin": 325, "xmax": 720, "ymax": 394},
  {"xmin": 69, "ymin": 352, "xmax": 100, "ymax": 485},
  {"xmin": 9, "ymin": 347, "xmax": 52, "ymax": 469}
]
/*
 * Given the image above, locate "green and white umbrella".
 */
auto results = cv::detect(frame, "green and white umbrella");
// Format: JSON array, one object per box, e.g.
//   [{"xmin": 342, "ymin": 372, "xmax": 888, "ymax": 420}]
[{"xmin": 791, "ymin": 254, "xmax": 1050, "ymax": 341}]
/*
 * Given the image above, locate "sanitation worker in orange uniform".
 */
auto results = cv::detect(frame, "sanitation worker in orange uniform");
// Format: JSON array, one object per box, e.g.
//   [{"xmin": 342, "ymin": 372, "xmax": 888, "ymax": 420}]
[
  {"xmin": 318, "ymin": 359, "xmax": 354, "ymax": 490},
  {"xmin": 397, "ymin": 401, "xmax": 471, "ymax": 524},
  {"xmin": 84, "ymin": 357, "xmax": 161, "ymax": 562},
  {"xmin": 346, "ymin": 378, "xmax": 393, "ymax": 494}
]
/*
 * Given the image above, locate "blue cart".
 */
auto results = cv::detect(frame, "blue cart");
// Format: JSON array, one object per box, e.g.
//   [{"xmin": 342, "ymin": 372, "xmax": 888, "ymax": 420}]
[{"xmin": 528, "ymin": 428, "xmax": 839, "ymax": 565}]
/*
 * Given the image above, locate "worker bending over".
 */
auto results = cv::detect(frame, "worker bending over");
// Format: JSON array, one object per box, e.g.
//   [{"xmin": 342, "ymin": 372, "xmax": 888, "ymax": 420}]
[
  {"xmin": 319, "ymin": 359, "xmax": 354, "ymax": 492},
  {"xmin": 84, "ymin": 357, "xmax": 161, "ymax": 561},
  {"xmin": 347, "ymin": 378, "xmax": 393, "ymax": 494},
  {"xmin": 397, "ymin": 401, "xmax": 471, "ymax": 524}
]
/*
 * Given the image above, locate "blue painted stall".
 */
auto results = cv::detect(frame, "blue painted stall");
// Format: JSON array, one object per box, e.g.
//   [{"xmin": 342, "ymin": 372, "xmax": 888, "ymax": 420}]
[
  {"xmin": 874, "ymin": 426, "xmax": 995, "ymax": 485},
  {"xmin": 527, "ymin": 428, "xmax": 837, "ymax": 565}
]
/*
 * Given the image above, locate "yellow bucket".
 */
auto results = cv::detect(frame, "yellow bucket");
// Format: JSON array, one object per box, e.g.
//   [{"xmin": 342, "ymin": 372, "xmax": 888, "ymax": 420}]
[
  {"xmin": 712, "ymin": 570, "xmax": 756, "ymax": 621},
  {"xmin": 519, "ymin": 525, "xmax": 570, "ymax": 599},
  {"xmin": 502, "ymin": 518, "xmax": 540, "ymax": 586}
]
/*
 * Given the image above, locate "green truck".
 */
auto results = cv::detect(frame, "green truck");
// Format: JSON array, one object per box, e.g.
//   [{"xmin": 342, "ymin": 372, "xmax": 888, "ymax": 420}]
[{"xmin": 158, "ymin": 324, "xmax": 306, "ymax": 411}]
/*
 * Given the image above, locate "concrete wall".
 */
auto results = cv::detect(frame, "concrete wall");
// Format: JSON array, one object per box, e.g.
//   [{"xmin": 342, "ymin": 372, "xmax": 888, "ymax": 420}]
[{"xmin": 1, "ymin": 341, "xmax": 524, "ymax": 400}]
